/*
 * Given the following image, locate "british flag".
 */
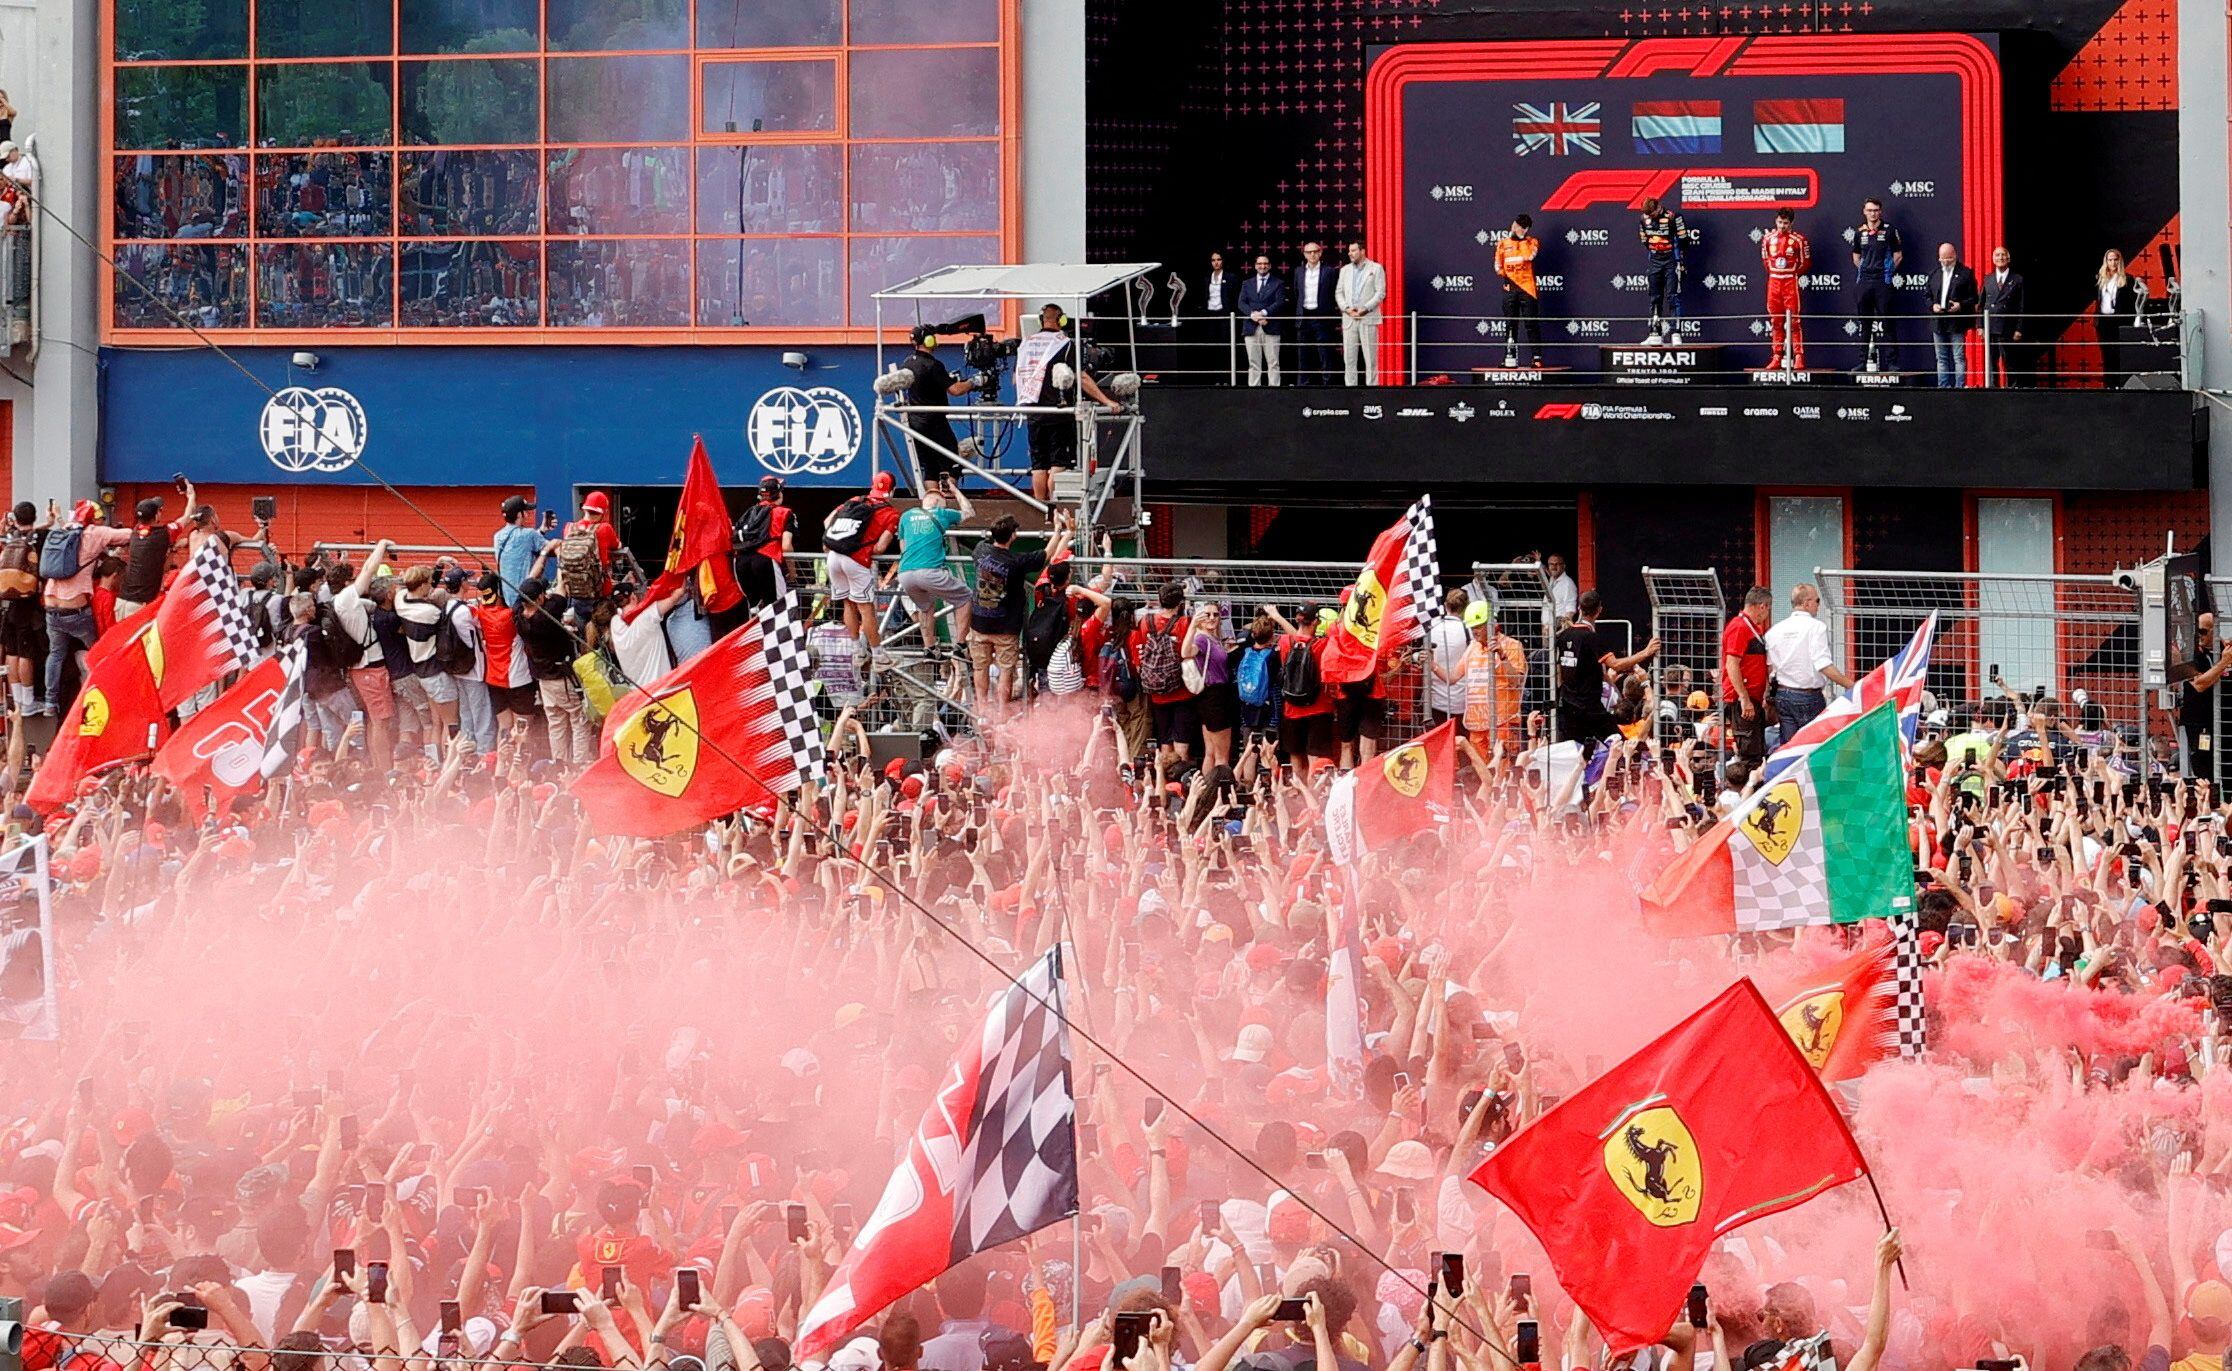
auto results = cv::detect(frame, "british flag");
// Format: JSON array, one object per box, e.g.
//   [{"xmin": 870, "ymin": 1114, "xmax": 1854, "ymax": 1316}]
[
  {"xmin": 1512, "ymin": 102, "xmax": 1603, "ymax": 156},
  {"xmin": 1761, "ymin": 611, "xmax": 1938, "ymax": 783}
]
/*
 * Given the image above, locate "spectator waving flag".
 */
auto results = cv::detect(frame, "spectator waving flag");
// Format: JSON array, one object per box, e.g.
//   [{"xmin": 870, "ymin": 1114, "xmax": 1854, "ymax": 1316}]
[
  {"xmin": 637, "ymin": 435, "xmax": 742, "ymax": 621},
  {"xmin": 259, "ymin": 640, "xmax": 310, "ymax": 780},
  {"xmin": 572, "ymin": 590, "xmax": 823, "ymax": 836},
  {"xmin": 151, "ymin": 651, "xmax": 290, "ymax": 820},
  {"xmin": 1325, "ymin": 718, "xmax": 1455, "ymax": 863},
  {"xmin": 149, "ymin": 536, "xmax": 261, "ymax": 709},
  {"xmin": 1642, "ymin": 701, "xmax": 1912, "ymax": 937},
  {"xmin": 1470, "ymin": 980, "xmax": 1869, "ymax": 1354},
  {"xmin": 1321, "ymin": 495, "xmax": 1440, "ymax": 684},
  {"xmin": 26, "ymin": 631, "xmax": 169, "ymax": 812},
  {"xmin": 798, "ymin": 947, "xmax": 1078, "ymax": 1361},
  {"xmin": 1762, "ymin": 611, "xmax": 1936, "ymax": 783},
  {"xmin": 1765, "ymin": 928, "xmax": 1901, "ymax": 1084}
]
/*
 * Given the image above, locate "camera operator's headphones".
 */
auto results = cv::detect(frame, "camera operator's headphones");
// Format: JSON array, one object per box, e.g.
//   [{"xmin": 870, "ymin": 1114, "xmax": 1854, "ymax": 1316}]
[
  {"xmin": 910, "ymin": 323, "xmax": 936, "ymax": 346},
  {"xmin": 1042, "ymin": 303, "xmax": 1070, "ymax": 330}
]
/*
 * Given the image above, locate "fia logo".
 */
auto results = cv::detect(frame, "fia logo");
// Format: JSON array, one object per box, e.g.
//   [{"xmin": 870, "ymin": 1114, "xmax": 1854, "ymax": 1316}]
[
  {"xmin": 261, "ymin": 386, "xmax": 369, "ymax": 474},
  {"xmin": 747, "ymin": 386, "xmax": 862, "ymax": 477}
]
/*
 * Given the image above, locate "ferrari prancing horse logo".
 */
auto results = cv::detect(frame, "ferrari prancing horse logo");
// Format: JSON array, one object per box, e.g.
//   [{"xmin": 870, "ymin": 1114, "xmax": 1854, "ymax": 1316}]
[
  {"xmin": 615, "ymin": 689, "xmax": 700, "ymax": 798},
  {"xmin": 1342, "ymin": 568, "xmax": 1387, "ymax": 650},
  {"xmin": 1776, "ymin": 988, "xmax": 1846, "ymax": 1069},
  {"xmin": 1602, "ymin": 1100, "xmax": 1703, "ymax": 1227},
  {"xmin": 1384, "ymin": 741, "xmax": 1429, "ymax": 797},
  {"xmin": 1739, "ymin": 779, "xmax": 1804, "ymax": 865}
]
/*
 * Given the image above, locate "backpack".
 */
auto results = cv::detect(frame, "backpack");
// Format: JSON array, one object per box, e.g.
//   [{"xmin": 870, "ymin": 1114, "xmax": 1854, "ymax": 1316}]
[
  {"xmin": 1236, "ymin": 644, "xmax": 1276, "ymax": 707},
  {"xmin": 434, "ymin": 605, "xmax": 476, "ymax": 677},
  {"xmin": 1136, "ymin": 615, "xmax": 1184, "ymax": 696},
  {"xmin": 556, "ymin": 526, "xmax": 604, "ymax": 599},
  {"xmin": 38, "ymin": 525, "xmax": 83, "ymax": 581},
  {"xmin": 1097, "ymin": 639, "xmax": 1139, "ymax": 701},
  {"xmin": 1280, "ymin": 637, "xmax": 1322, "ymax": 704},
  {"xmin": 314, "ymin": 601, "xmax": 370, "ymax": 675},
  {"xmin": 573, "ymin": 646, "xmax": 624, "ymax": 720},
  {"xmin": 0, "ymin": 533, "xmax": 36, "ymax": 600},
  {"xmin": 823, "ymin": 496, "xmax": 882, "ymax": 555},
  {"xmin": 733, "ymin": 501, "xmax": 775, "ymax": 555},
  {"xmin": 246, "ymin": 589, "xmax": 276, "ymax": 650},
  {"xmin": 1023, "ymin": 594, "xmax": 1072, "ymax": 673}
]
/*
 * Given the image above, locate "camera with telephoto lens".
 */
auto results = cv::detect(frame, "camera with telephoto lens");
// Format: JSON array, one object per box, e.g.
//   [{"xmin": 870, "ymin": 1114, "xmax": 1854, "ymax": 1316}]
[{"xmin": 921, "ymin": 313, "xmax": 1015, "ymax": 399}]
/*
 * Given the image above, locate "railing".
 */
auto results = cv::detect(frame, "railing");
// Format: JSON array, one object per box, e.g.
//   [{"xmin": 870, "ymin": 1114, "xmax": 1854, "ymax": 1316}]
[
  {"xmin": 0, "ymin": 223, "xmax": 29, "ymax": 347},
  {"xmin": 1085, "ymin": 309, "xmax": 2193, "ymax": 389},
  {"xmin": 1643, "ymin": 568, "xmax": 1727, "ymax": 764}
]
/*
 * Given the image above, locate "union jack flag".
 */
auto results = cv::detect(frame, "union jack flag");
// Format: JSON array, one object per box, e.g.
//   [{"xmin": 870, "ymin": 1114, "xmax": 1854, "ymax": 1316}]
[
  {"xmin": 1761, "ymin": 611, "xmax": 1938, "ymax": 783},
  {"xmin": 1512, "ymin": 101, "xmax": 1602, "ymax": 156}
]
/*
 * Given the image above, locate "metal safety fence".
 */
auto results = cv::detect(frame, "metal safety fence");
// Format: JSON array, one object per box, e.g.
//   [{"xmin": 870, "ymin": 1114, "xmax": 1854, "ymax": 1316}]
[
  {"xmin": 1643, "ymin": 568, "xmax": 1727, "ymax": 756},
  {"xmin": 1814, "ymin": 569, "xmax": 2147, "ymax": 754},
  {"xmin": 2203, "ymin": 577, "xmax": 2232, "ymax": 787},
  {"xmin": 1465, "ymin": 561, "xmax": 1558, "ymax": 747}
]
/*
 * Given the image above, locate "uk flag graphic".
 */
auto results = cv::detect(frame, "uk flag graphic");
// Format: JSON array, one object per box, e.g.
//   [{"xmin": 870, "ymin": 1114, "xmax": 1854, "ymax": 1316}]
[{"xmin": 1512, "ymin": 101, "xmax": 1603, "ymax": 156}]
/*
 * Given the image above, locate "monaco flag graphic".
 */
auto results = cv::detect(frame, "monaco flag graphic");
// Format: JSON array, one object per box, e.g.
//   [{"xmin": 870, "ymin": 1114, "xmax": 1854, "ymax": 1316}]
[{"xmin": 797, "ymin": 948, "xmax": 1078, "ymax": 1360}]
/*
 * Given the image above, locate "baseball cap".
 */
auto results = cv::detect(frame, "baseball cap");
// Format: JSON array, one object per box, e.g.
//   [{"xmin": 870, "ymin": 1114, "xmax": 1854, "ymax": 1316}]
[
  {"xmin": 1229, "ymin": 1024, "xmax": 1273, "ymax": 1064},
  {"xmin": 501, "ymin": 494, "xmax": 534, "ymax": 518},
  {"xmin": 2190, "ymin": 1280, "xmax": 2232, "ymax": 1322},
  {"xmin": 758, "ymin": 476, "xmax": 784, "ymax": 497},
  {"xmin": 869, "ymin": 471, "xmax": 896, "ymax": 496},
  {"xmin": 1462, "ymin": 602, "xmax": 1491, "ymax": 628}
]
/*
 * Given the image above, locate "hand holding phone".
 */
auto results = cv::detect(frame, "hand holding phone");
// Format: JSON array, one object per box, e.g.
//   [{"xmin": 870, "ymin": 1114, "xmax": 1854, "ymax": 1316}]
[
  {"xmin": 366, "ymin": 1260, "xmax": 390, "ymax": 1305},
  {"xmin": 785, "ymin": 1202, "xmax": 810, "ymax": 1244}
]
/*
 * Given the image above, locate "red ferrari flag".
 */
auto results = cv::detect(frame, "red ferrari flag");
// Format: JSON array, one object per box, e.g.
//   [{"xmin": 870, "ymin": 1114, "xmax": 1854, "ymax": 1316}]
[
  {"xmin": 85, "ymin": 599, "xmax": 162, "ymax": 673},
  {"xmin": 151, "ymin": 653, "xmax": 288, "ymax": 820},
  {"xmin": 148, "ymin": 537, "xmax": 261, "ymax": 708},
  {"xmin": 26, "ymin": 634, "xmax": 169, "ymax": 812},
  {"xmin": 1320, "ymin": 495, "xmax": 1439, "ymax": 684},
  {"xmin": 1325, "ymin": 719, "xmax": 1454, "ymax": 864},
  {"xmin": 1767, "ymin": 931, "xmax": 1898, "ymax": 1084},
  {"xmin": 1469, "ymin": 980, "xmax": 1868, "ymax": 1354},
  {"xmin": 571, "ymin": 591, "xmax": 823, "ymax": 837},
  {"xmin": 639, "ymin": 435, "xmax": 741, "ymax": 617}
]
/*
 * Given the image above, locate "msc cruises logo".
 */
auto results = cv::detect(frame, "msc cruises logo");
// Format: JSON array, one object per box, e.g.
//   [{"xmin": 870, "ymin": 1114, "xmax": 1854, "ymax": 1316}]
[{"xmin": 260, "ymin": 386, "xmax": 368, "ymax": 474}]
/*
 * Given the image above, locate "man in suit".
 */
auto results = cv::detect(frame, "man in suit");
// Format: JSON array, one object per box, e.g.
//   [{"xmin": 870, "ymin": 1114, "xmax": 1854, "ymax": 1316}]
[
  {"xmin": 1979, "ymin": 245, "xmax": 2026, "ymax": 387},
  {"xmin": 1926, "ymin": 242, "xmax": 1979, "ymax": 388},
  {"xmin": 1238, "ymin": 253, "xmax": 1288, "ymax": 386},
  {"xmin": 1292, "ymin": 241, "xmax": 1340, "ymax": 386},
  {"xmin": 1336, "ymin": 241, "xmax": 1387, "ymax": 385},
  {"xmin": 1197, "ymin": 250, "xmax": 1240, "ymax": 384}
]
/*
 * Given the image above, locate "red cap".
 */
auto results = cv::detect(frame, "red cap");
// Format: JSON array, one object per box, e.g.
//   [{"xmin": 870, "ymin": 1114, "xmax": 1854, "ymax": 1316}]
[
  {"xmin": 582, "ymin": 491, "xmax": 611, "ymax": 515},
  {"xmin": 71, "ymin": 500, "xmax": 101, "ymax": 526},
  {"xmin": 870, "ymin": 471, "xmax": 896, "ymax": 496}
]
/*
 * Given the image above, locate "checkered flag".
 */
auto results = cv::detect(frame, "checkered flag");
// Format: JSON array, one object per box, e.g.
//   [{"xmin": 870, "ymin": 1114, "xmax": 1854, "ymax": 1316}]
[
  {"xmin": 1888, "ymin": 911, "xmax": 1926, "ymax": 1059},
  {"xmin": 798, "ymin": 947, "xmax": 1078, "ymax": 1360},
  {"xmin": 755, "ymin": 590, "xmax": 823, "ymax": 790},
  {"xmin": 187, "ymin": 536, "xmax": 262, "ymax": 671},
  {"xmin": 258, "ymin": 640, "xmax": 309, "ymax": 781},
  {"xmin": 1389, "ymin": 494, "xmax": 1442, "ymax": 649},
  {"xmin": 951, "ymin": 946, "xmax": 1079, "ymax": 1257}
]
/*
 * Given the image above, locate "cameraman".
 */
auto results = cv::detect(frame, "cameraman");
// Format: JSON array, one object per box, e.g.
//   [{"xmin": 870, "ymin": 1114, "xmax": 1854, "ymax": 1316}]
[
  {"xmin": 899, "ymin": 325, "xmax": 976, "ymax": 483},
  {"xmin": 1013, "ymin": 302, "xmax": 1118, "ymax": 509}
]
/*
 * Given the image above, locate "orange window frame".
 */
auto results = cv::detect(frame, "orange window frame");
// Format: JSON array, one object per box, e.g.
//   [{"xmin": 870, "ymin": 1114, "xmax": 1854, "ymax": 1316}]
[{"xmin": 100, "ymin": 0, "xmax": 1021, "ymax": 346}]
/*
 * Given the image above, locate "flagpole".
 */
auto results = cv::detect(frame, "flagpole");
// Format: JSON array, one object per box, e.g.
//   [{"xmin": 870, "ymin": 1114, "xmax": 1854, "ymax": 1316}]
[{"xmin": 1861, "ymin": 1171, "xmax": 1909, "ymax": 1290}]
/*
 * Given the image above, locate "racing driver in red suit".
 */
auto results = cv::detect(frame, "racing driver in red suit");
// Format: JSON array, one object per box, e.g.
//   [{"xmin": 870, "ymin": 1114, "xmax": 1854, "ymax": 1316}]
[{"xmin": 1761, "ymin": 207, "xmax": 1811, "ymax": 372}]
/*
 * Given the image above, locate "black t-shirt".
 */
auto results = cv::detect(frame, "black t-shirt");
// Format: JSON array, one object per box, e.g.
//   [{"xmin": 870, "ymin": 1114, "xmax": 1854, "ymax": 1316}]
[
  {"xmin": 120, "ymin": 524, "xmax": 172, "ymax": 602},
  {"xmin": 905, "ymin": 350, "xmax": 953, "ymax": 410},
  {"xmin": 1556, "ymin": 621, "xmax": 1618, "ymax": 712},
  {"xmin": 2182, "ymin": 648, "xmax": 2217, "ymax": 733},
  {"xmin": 971, "ymin": 543, "xmax": 1047, "ymax": 636}
]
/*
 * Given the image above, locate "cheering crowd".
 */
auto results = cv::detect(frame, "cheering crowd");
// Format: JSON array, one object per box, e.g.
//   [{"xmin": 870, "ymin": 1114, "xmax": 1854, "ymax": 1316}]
[{"xmin": 1, "ymin": 481, "xmax": 2231, "ymax": 1371}]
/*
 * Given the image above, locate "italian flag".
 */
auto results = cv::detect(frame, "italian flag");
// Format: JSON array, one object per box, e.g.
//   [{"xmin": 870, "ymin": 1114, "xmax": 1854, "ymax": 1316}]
[{"xmin": 1642, "ymin": 701, "xmax": 1911, "ymax": 936}]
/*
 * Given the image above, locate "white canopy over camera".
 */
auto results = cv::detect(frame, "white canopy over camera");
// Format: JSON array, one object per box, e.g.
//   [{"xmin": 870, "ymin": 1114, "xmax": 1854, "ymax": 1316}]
[{"xmin": 874, "ymin": 262, "xmax": 1161, "ymax": 305}]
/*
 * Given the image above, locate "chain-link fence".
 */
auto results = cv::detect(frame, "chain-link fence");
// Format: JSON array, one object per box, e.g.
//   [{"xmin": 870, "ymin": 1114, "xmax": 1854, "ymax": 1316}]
[
  {"xmin": 1815, "ymin": 568, "xmax": 2147, "ymax": 753},
  {"xmin": 1643, "ymin": 568, "xmax": 1727, "ymax": 760}
]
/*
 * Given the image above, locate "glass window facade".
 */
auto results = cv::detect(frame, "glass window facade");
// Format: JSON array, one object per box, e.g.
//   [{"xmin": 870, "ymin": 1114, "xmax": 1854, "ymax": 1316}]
[{"xmin": 106, "ymin": 0, "xmax": 1009, "ymax": 338}]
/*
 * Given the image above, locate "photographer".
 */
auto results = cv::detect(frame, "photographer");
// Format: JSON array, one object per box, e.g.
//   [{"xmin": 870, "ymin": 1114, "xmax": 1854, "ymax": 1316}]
[
  {"xmin": 1014, "ymin": 303, "xmax": 1118, "ymax": 510},
  {"xmin": 899, "ymin": 326, "xmax": 979, "ymax": 483}
]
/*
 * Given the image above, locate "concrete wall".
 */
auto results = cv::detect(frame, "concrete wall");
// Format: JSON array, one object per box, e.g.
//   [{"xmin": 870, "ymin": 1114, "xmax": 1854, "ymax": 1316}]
[{"xmin": 1020, "ymin": 0, "xmax": 1086, "ymax": 264}]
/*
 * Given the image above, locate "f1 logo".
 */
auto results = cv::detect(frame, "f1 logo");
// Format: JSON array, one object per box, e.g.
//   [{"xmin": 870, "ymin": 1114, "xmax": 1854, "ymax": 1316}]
[
  {"xmin": 1542, "ymin": 169, "xmax": 1682, "ymax": 212},
  {"xmin": 1533, "ymin": 403, "xmax": 1584, "ymax": 420}
]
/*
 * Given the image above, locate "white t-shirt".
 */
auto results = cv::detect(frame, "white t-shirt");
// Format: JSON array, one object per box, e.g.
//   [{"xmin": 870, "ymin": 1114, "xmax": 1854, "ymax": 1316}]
[
  {"xmin": 610, "ymin": 599, "xmax": 674, "ymax": 687},
  {"xmin": 1764, "ymin": 608, "xmax": 1833, "ymax": 690},
  {"xmin": 1548, "ymin": 573, "xmax": 1579, "ymax": 620},
  {"xmin": 1427, "ymin": 616, "xmax": 1469, "ymax": 713}
]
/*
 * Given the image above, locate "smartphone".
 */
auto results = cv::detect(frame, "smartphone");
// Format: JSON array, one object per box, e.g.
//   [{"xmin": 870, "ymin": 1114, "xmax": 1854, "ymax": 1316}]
[
  {"xmin": 169, "ymin": 1305, "xmax": 210, "ymax": 1331},
  {"xmin": 539, "ymin": 1290, "xmax": 580, "ymax": 1316},
  {"xmin": 1687, "ymin": 1283, "xmax": 1708, "ymax": 1328},
  {"xmin": 2189, "ymin": 832, "xmax": 2199, "ymax": 857},
  {"xmin": 363, "ymin": 1182, "xmax": 386, "ymax": 1223},
  {"xmin": 1509, "ymin": 1273, "xmax": 1532, "ymax": 1307},
  {"xmin": 252, "ymin": 495, "xmax": 278, "ymax": 523},
  {"xmin": 440, "ymin": 1301, "xmax": 462, "ymax": 1336},
  {"xmin": 1161, "ymin": 1265, "xmax": 1183, "ymax": 1306},
  {"xmin": 1393, "ymin": 1188, "xmax": 1415, "ymax": 1225},
  {"xmin": 365, "ymin": 1260, "xmax": 389, "ymax": 1305},
  {"xmin": 1256, "ymin": 1263, "xmax": 1277, "ymax": 1290},
  {"xmin": 785, "ymin": 1202, "xmax": 809, "ymax": 1244},
  {"xmin": 1517, "ymin": 1320, "xmax": 1540, "ymax": 1366},
  {"xmin": 833, "ymin": 1202, "xmax": 854, "ymax": 1236},
  {"xmin": 458, "ymin": 1187, "xmax": 488, "ymax": 1210},
  {"xmin": 1303, "ymin": 1152, "xmax": 1327, "ymax": 1170},
  {"xmin": 601, "ymin": 1265, "xmax": 621, "ymax": 1301},
  {"xmin": 333, "ymin": 1249, "xmax": 356, "ymax": 1282},
  {"xmin": 719, "ymin": 1203, "xmax": 740, "ymax": 1232},
  {"xmin": 171, "ymin": 472, "xmax": 189, "ymax": 494},
  {"xmin": 633, "ymin": 1164, "xmax": 657, "ymax": 1190},
  {"xmin": 1470, "ymin": 1022, "xmax": 1493, "ymax": 1041},
  {"xmin": 1440, "ymin": 1251, "xmax": 1466, "ymax": 1298},
  {"xmin": 1143, "ymin": 1096, "xmax": 1164, "ymax": 1128},
  {"xmin": 1112, "ymin": 1311, "xmax": 1153, "ymax": 1365},
  {"xmin": 1979, "ymin": 1361, "xmax": 2022, "ymax": 1371},
  {"xmin": 1272, "ymin": 1298, "xmax": 1309, "ymax": 1322},
  {"xmin": 1199, "ymin": 1200, "xmax": 1221, "ymax": 1232},
  {"xmin": 677, "ymin": 1267, "xmax": 702, "ymax": 1310},
  {"xmin": 2038, "ymin": 847, "xmax": 2053, "ymax": 864},
  {"xmin": 339, "ymin": 1114, "xmax": 359, "ymax": 1150}
]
